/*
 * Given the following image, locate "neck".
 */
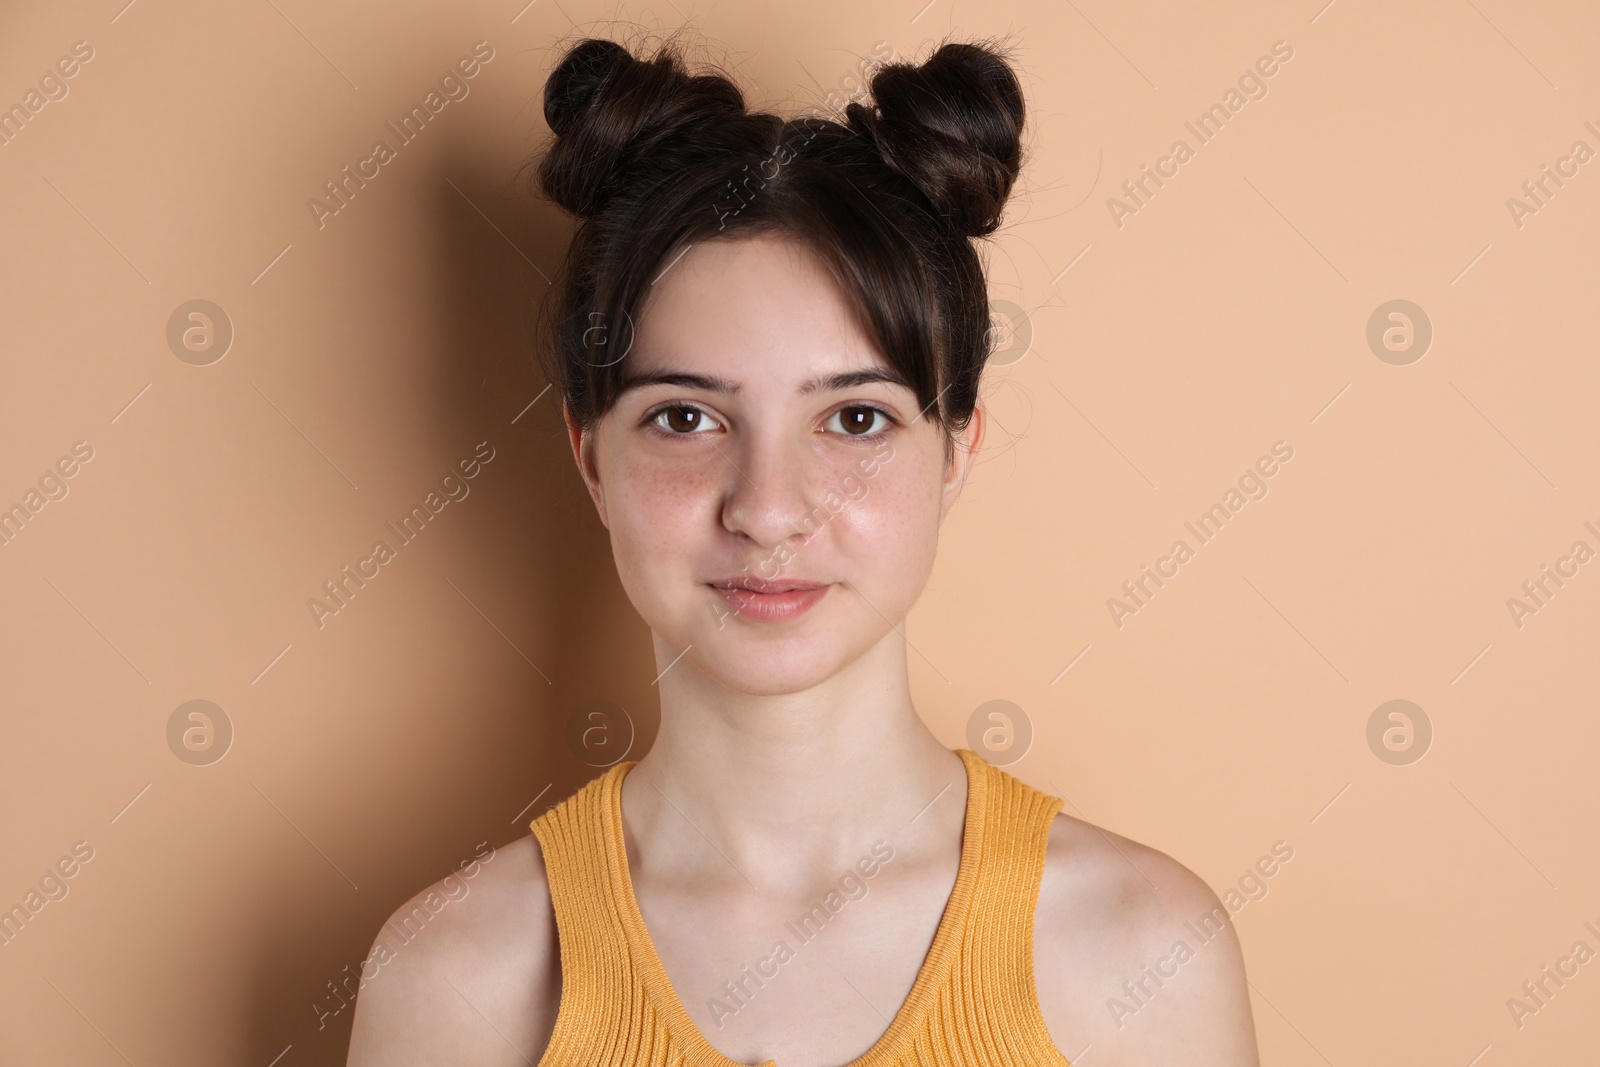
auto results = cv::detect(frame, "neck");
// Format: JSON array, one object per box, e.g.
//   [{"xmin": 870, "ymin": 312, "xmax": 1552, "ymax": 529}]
[{"xmin": 621, "ymin": 628, "xmax": 966, "ymax": 888}]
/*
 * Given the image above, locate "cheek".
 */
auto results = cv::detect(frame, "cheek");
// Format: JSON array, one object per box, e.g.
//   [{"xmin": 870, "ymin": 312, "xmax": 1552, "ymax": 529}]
[
  {"xmin": 587, "ymin": 446, "xmax": 711, "ymax": 646},
  {"xmin": 829, "ymin": 451, "xmax": 944, "ymax": 569},
  {"xmin": 606, "ymin": 453, "xmax": 719, "ymax": 564}
]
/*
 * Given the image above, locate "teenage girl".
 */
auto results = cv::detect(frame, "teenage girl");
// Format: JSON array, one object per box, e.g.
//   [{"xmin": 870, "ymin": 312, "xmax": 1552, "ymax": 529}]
[{"xmin": 348, "ymin": 32, "xmax": 1258, "ymax": 1067}]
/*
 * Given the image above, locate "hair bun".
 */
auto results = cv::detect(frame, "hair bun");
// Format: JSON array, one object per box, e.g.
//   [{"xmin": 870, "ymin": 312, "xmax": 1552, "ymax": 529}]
[
  {"xmin": 542, "ymin": 38, "xmax": 633, "ymax": 138},
  {"xmin": 845, "ymin": 42, "xmax": 1024, "ymax": 238},
  {"xmin": 538, "ymin": 37, "xmax": 747, "ymax": 218}
]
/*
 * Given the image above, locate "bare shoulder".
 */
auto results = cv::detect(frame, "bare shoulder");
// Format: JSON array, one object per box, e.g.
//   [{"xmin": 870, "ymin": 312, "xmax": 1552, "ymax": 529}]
[
  {"xmin": 345, "ymin": 835, "xmax": 560, "ymax": 1067},
  {"xmin": 1031, "ymin": 812, "xmax": 1260, "ymax": 1067}
]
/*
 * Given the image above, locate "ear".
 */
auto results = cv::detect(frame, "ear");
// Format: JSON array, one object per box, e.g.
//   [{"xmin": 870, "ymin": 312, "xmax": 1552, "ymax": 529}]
[
  {"xmin": 564, "ymin": 401, "xmax": 609, "ymax": 529},
  {"xmin": 938, "ymin": 399, "xmax": 984, "ymax": 524}
]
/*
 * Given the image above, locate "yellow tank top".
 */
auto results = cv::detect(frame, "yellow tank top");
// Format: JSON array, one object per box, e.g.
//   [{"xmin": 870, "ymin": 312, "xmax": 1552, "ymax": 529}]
[{"xmin": 528, "ymin": 747, "xmax": 1072, "ymax": 1066}]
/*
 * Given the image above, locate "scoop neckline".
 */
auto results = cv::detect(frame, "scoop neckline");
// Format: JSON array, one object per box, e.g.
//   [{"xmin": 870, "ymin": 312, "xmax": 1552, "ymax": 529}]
[{"xmin": 600, "ymin": 747, "xmax": 988, "ymax": 1067}]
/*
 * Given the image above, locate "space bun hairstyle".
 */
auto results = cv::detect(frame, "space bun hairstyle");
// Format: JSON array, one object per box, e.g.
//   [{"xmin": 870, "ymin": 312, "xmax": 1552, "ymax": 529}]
[{"xmin": 530, "ymin": 31, "xmax": 1026, "ymax": 450}]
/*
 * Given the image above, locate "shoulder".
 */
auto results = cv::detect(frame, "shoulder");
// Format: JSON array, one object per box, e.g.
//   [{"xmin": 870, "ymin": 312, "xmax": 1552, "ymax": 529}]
[
  {"xmin": 1031, "ymin": 811, "xmax": 1259, "ymax": 1067},
  {"xmin": 346, "ymin": 834, "xmax": 561, "ymax": 1067}
]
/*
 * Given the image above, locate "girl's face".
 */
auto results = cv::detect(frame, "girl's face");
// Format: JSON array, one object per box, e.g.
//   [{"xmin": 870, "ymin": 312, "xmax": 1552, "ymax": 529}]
[{"xmin": 566, "ymin": 233, "xmax": 983, "ymax": 696}]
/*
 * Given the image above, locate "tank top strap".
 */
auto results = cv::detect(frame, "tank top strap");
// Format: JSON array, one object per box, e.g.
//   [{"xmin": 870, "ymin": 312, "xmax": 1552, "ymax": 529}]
[
  {"xmin": 529, "ymin": 759, "xmax": 663, "ymax": 1060},
  {"xmin": 949, "ymin": 748, "xmax": 1067, "ymax": 1052}
]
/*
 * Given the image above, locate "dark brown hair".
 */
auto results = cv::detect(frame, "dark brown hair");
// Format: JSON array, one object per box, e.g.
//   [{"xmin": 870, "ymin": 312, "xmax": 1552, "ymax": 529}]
[{"xmin": 529, "ymin": 31, "xmax": 1026, "ymax": 451}]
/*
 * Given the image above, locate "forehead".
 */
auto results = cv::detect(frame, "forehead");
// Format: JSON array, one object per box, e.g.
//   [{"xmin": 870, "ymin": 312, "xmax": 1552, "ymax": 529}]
[{"xmin": 629, "ymin": 233, "xmax": 887, "ymax": 382}]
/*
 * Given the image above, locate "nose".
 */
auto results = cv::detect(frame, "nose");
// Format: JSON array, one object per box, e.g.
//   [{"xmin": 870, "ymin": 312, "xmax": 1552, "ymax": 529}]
[{"xmin": 718, "ymin": 431, "xmax": 823, "ymax": 552}]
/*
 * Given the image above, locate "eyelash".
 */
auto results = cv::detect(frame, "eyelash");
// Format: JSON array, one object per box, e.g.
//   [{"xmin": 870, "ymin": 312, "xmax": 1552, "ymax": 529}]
[{"xmin": 641, "ymin": 402, "xmax": 900, "ymax": 441}]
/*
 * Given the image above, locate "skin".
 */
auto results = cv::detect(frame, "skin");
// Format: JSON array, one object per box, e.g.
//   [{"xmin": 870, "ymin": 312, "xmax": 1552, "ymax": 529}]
[{"xmin": 346, "ymin": 233, "xmax": 1259, "ymax": 1066}]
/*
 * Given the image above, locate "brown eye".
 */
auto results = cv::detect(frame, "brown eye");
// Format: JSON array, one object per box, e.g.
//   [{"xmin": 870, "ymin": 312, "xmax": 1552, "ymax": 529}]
[
  {"xmin": 827, "ymin": 405, "xmax": 891, "ymax": 436},
  {"xmin": 651, "ymin": 405, "xmax": 722, "ymax": 434}
]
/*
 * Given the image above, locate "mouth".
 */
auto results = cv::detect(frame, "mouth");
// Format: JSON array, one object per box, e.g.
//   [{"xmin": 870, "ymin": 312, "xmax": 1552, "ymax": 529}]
[
  {"xmin": 710, "ymin": 577, "xmax": 828, "ymax": 594},
  {"xmin": 707, "ymin": 576, "xmax": 832, "ymax": 622}
]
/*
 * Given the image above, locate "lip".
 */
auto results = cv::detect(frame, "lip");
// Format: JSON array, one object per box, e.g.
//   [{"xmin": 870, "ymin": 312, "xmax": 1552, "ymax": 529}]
[
  {"xmin": 710, "ymin": 576, "xmax": 828, "ymax": 594},
  {"xmin": 708, "ymin": 577, "xmax": 831, "ymax": 622}
]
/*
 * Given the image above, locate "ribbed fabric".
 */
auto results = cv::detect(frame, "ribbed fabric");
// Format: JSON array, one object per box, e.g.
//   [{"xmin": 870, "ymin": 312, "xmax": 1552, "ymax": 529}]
[{"xmin": 529, "ymin": 747, "xmax": 1069, "ymax": 1067}]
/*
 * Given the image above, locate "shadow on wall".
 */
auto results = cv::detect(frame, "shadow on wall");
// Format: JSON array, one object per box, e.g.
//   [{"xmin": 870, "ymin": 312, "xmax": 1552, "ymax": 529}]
[{"xmin": 240, "ymin": 126, "xmax": 662, "ymax": 1065}]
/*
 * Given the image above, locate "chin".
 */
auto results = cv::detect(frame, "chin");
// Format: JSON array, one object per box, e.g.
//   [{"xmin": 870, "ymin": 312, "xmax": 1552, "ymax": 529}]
[
  {"xmin": 649, "ymin": 603, "xmax": 867, "ymax": 695},
  {"xmin": 694, "ymin": 641, "xmax": 851, "ymax": 696}
]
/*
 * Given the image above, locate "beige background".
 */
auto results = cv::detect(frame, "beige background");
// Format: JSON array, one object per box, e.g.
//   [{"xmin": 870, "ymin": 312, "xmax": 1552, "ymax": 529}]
[{"xmin": 2, "ymin": 0, "xmax": 1597, "ymax": 1063}]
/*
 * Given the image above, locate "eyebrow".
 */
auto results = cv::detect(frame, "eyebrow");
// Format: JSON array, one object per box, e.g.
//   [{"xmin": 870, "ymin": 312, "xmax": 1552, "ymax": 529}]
[{"xmin": 615, "ymin": 367, "xmax": 913, "ymax": 398}]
